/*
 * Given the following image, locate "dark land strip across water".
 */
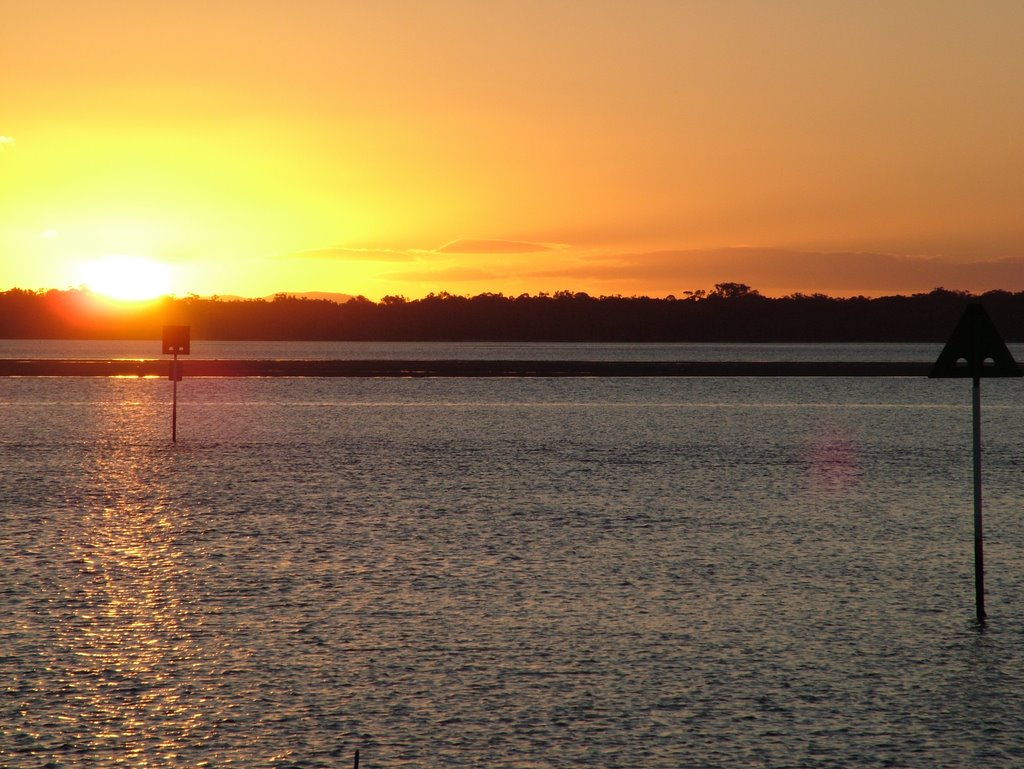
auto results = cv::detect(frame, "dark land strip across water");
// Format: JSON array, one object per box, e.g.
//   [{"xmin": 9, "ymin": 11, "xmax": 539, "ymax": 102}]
[{"xmin": 0, "ymin": 359, "xmax": 933, "ymax": 377}]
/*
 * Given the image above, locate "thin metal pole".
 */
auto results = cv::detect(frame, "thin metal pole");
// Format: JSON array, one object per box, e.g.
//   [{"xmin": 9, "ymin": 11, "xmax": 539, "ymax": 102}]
[
  {"xmin": 172, "ymin": 353, "xmax": 178, "ymax": 443},
  {"xmin": 973, "ymin": 375, "xmax": 985, "ymax": 623}
]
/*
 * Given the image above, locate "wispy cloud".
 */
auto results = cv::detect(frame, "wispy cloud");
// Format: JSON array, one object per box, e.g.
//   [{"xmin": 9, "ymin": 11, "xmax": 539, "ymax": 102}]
[
  {"xmin": 279, "ymin": 238, "xmax": 558, "ymax": 263},
  {"xmin": 0, "ymin": 136, "xmax": 14, "ymax": 149},
  {"xmin": 279, "ymin": 247, "xmax": 417, "ymax": 262},
  {"xmin": 385, "ymin": 267, "xmax": 502, "ymax": 282},
  {"xmin": 436, "ymin": 239, "xmax": 554, "ymax": 254}
]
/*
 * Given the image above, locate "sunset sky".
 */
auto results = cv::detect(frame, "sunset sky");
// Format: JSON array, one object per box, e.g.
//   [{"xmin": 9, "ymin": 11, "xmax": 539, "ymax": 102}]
[{"xmin": 3, "ymin": 1, "xmax": 1023, "ymax": 301}]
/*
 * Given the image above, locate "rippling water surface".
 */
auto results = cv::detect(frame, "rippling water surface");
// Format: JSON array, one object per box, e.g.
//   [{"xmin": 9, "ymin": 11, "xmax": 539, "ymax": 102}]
[{"xmin": 3, "ymin": 365, "xmax": 1024, "ymax": 767}]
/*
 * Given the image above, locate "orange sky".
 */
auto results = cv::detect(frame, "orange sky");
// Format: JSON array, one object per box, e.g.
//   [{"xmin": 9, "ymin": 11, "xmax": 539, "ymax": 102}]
[{"xmin": 3, "ymin": 1, "xmax": 1023, "ymax": 300}]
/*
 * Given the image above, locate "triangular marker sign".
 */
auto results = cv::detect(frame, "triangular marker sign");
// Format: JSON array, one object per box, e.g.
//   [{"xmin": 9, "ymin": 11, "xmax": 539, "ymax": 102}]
[{"xmin": 929, "ymin": 303, "xmax": 1022, "ymax": 378}]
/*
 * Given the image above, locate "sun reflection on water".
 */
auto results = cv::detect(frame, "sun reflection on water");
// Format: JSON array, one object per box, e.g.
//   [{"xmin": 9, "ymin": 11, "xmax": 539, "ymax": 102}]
[{"xmin": 49, "ymin": 442, "xmax": 210, "ymax": 765}]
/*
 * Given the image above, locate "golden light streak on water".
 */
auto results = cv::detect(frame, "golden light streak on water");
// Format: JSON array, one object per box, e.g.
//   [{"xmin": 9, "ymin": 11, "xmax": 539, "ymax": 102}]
[{"xmin": 52, "ymin": 438, "xmax": 208, "ymax": 765}]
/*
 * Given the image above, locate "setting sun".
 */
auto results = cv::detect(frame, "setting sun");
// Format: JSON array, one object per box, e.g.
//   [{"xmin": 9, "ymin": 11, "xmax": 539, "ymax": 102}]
[
  {"xmin": 3, "ymin": 2, "xmax": 1024, "ymax": 300},
  {"xmin": 75, "ymin": 256, "xmax": 174, "ymax": 302}
]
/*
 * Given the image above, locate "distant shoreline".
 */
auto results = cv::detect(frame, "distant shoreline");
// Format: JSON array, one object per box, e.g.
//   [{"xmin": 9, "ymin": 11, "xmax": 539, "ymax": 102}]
[
  {"xmin": 0, "ymin": 359, "xmax": 936, "ymax": 377},
  {"xmin": 4, "ymin": 287, "xmax": 1023, "ymax": 344}
]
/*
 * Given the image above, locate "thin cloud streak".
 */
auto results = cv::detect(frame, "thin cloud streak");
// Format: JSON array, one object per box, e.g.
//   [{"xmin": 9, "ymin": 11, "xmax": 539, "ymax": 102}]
[
  {"xmin": 279, "ymin": 239, "xmax": 556, "ymax": 262},
  {"xmin": 436, "ymin": 239, "xmax": 554, "ymax": 254},
  {"xmin": 385, "ymin": 267, "xmax": 502, "ymax": 283},
  {"xmin": 278, "ymin": 247, "xmax": 418, "ymax": 262}
]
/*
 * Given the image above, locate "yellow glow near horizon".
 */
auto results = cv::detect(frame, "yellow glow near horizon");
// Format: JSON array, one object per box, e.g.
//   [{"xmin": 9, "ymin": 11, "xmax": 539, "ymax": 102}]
[
  {"xmin": 3, "ymin": 2, "xmax": 1024, "ymax": 299},
  {"xmin": 74, "ymin": 256, "xmax": 175, "ymax": 302}
]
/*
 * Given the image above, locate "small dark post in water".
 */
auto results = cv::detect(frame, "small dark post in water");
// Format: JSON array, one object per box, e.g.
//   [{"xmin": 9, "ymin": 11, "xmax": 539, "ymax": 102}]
[
  {"xmin": 354, "ymin": 749, "xmax": 359, "ymax": 768},
  {"xmin": 930, "ymin": 304, "xmax": 1021, "ymax": 624},
  {"xmin": 972, "ymin": 374, "xmax": 984, "ymax": 621},
  {"xmin": 162, "ymin": 326, "xmax": 190, "ymax": 443},
  {"xmin": 172, "ymin": 356, "xmax": 177, "ymax": 442}
]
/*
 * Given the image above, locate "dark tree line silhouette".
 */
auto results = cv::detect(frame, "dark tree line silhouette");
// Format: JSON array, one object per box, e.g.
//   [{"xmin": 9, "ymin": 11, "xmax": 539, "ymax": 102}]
[{"xmin": 1, "ymin": 284, "xmax": 1021, "ymax": 342}]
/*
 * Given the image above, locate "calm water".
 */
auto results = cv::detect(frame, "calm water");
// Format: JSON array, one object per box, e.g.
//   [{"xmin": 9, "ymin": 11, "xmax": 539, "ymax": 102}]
[
  {"xmin": 3, "ymin": 345, "xmax": 1024, "ymax": 767},
  {"xmin": 12, "ymin": 339, "xmax": 1024, "ymax": 363}
]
